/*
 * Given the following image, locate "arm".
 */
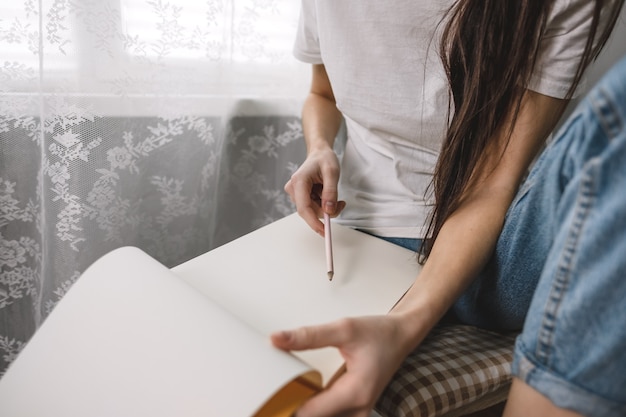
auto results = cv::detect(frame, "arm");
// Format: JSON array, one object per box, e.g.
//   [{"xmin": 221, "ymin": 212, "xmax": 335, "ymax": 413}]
[
  {"xmin": 285, "ymin": 64, "xmax": 346, "ymax": 235},
  {"xmin": 391, "ymin": 90, "xmax": 567, "ymax": 343},
  {"xmin": 302, "ymin": 64, "xmax": 343, "ymax": 153},
  {"xmin": 273, "ymin": 90, "xmax": 567, "ymax": 417}
]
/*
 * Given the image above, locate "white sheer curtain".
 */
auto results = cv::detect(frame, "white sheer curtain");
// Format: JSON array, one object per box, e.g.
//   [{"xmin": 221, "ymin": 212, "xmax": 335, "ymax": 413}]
[{"xmin": 0, "ymin": 0, "xmax": 310, "ymax": 375}]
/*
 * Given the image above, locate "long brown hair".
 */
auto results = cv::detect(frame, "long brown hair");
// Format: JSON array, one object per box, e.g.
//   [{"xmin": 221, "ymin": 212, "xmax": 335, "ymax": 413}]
[{"xmin": 419, "ymin": 0, "xmax": 624, "ymax": 263}]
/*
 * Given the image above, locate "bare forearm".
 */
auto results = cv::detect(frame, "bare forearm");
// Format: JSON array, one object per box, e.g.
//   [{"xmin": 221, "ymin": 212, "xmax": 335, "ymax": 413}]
[
  {"xmin": 390, "ymin": 191, "xmax": 512, "ymax": 352},
  {"xmin": 302, "ymin": 92, "xmax": 343, "ymax": 154},
  {"xmin": 390, "ymin": 90, "xmax": 567, "ymax": 355}
]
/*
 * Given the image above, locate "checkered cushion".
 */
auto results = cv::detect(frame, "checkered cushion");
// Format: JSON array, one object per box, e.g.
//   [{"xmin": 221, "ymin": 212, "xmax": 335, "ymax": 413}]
[{"xmin": 376, "ymin": 325, "xmax": 517, "ymax": 417}]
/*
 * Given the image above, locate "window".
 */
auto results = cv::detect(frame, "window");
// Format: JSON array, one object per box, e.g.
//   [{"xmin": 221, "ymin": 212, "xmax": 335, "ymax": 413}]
[
  {"xmin": 1, "ymin": 0, "xmax": 309, "ymax": 98},
  {"xmin": 120, "ymin": 0, "xmax": 300, "ymax": 64}
]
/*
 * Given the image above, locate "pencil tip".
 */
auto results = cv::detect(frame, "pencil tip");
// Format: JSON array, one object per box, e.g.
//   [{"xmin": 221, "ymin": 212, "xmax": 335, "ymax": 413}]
[{"xmin": 328, "ymin": 271, "xmax": 334, "ymax": 281}]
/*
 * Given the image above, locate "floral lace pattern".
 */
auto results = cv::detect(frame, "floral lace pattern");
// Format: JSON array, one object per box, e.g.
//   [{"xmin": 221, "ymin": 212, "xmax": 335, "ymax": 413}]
[{"xmin": 0, "ymin": 0, "xmax": 307, "ymax": 375}]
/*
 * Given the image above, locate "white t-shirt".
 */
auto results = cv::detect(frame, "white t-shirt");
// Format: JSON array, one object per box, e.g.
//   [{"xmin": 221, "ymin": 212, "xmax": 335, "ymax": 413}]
[{"xmin": 294, "ymin": 0, "xmax": 601, "ymax": 238}]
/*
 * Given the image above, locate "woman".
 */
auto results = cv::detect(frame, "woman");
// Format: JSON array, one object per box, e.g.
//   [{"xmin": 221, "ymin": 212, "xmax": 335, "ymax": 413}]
[{"xmin": 273, "ymin": 1, "xmax": 625, "ymax": 416}]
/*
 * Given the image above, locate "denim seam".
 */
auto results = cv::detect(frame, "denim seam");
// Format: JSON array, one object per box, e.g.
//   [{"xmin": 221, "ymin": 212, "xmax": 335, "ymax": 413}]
[
  {"xmin": 592, "ymin": 87, "xmax": 623, "ymax": 141},
  {"xmin": 535, "ymin": 158, "xmax": 599, "ymax": 364}
]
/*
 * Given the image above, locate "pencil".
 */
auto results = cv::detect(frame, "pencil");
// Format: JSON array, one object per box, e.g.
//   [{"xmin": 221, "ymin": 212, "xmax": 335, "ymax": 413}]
[{"xmin": 324, "ymin": 212, "xmax": 334, "ymax": 281}]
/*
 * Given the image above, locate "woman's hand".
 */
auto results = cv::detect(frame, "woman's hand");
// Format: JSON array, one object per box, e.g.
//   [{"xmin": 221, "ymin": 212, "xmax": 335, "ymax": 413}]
[
  {"xmin": 271, "ymin": 313, "xmax": 423, "ymax": 417},
  {"xmin": 285, "ymin": 147, "xmax": 346, "ymax": 236}
]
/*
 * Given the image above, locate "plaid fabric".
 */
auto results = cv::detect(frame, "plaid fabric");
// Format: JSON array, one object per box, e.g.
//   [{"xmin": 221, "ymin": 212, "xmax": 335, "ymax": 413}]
[{"xmin": 376, "ymin": 325, "xmax": 518, "ymax": 417}]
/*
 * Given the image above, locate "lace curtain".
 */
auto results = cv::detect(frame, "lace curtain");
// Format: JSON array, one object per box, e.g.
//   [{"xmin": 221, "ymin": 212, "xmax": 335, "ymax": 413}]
[{"xmin": 0, "ymin": 0, "xmax": 309, "ymax": 375}]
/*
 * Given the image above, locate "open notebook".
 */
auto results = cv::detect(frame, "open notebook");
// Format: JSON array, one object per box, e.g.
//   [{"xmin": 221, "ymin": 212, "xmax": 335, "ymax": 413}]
[{"xmin": 0, "ymin": 214, "xmax": 421, "ymax": 417}]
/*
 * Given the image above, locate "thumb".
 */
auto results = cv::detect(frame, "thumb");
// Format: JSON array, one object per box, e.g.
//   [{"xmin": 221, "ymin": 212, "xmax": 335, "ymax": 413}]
[
  {"xmin": 321, "ymin": 195, "xmax": 338, "ymax": 215},
  {"xmin": 271, "ymin": 321, "xmax": 350, "ymax": 351},
  {"xmin": 320, "ymin": 165, "xmax": 340, "ymax": 215}
]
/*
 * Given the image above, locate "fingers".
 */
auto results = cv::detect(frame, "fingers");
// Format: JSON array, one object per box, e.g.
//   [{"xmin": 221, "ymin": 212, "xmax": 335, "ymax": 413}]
[
  {"xmin": 295, "ymin": 374, "xmax": 373, "ymax": 417},
  {"xmin": 287, "ymin": 177, "xmax": 325, "ymax": 234},
  {"xmin": 334, "ymin": 200, "xmax": 347, "ymax": 216},
  {"xmin": 271, "ymin": 321, "xmax": 374, "ymax": 417},
  {"xmin": 284, "ymin": 149, "xmax": 345, "ymax": 234},
  {"xmin": 272, "ymin": 316, "xmax": 399, "ymax": 417}
]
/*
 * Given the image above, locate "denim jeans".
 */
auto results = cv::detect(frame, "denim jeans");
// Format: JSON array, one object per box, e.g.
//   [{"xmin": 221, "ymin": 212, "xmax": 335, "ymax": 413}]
[
  {"xmin": 379, "ymin": 57, "xmax": 626, "ymax": 415},
  {"xmin": 457, "ymin": 56, "xmax": 626, "ymax": 416}
]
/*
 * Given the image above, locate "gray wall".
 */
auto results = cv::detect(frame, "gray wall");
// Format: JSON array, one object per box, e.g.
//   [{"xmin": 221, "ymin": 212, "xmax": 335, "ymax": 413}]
[
  {"xmin": 585, "ymin": 6, "xmax": 626, "ymax": 90},
  {"xmin": 558, "ymin": 7, "xmax": 626, "ymax": 124}
]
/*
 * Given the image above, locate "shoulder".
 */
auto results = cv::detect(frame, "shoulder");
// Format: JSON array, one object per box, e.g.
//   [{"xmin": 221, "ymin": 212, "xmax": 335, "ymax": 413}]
[
  {"xmin": 543, "ymin": 0, "xmax": 595, "ymax": 37},
  {"xmin": 293, "ymin": 0, "xmax": 323, "ymax": 64},
  {"xmin": 529, "ymin": 0, "xmax": 606, "ymax": 98}
]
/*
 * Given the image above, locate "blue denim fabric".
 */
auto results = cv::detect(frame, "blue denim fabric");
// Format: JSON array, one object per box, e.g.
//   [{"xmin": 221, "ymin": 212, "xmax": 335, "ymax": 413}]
[
  {"xmin": 513, "ymin": 59, "xmax": 626, "ymax": 417},
  {"xmin": 454, "ymin": 56, "xmax": 626, "ymax": 415},
  {"xmin": 376, "ymin": 236, "xmax": 422, "ymax": 252},
  {"xmin": 355, "ymin": 228, "xmax": 422, "ymax": 252}
]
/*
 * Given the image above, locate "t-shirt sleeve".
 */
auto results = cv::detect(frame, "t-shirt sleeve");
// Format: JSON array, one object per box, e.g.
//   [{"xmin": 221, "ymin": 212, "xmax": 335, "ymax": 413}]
[
  {"xmin": 293, "ymin": 0, "xmax": 324, "ymax": 64},
  {"xmin": 528, "ymin": 0, "xmax": 613, "ymax": 98}
]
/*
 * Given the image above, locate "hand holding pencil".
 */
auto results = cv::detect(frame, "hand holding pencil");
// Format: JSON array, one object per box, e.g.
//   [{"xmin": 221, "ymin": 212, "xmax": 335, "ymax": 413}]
[{"xmin": 282, "ymin": 146, "xmax": 345, "ymax": 280}]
